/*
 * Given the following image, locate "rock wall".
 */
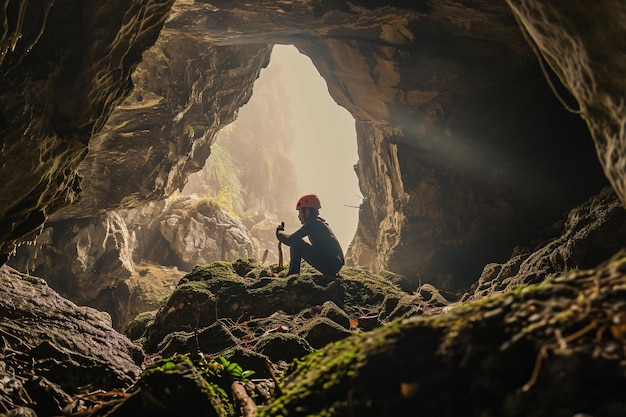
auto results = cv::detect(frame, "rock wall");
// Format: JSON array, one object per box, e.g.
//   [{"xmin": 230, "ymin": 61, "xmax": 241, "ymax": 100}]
[
  {"xmin": 9, "ymin": 196, "xmax": 256, "ymax": 308},
  {"xmin": 471, "ymin": 186, "xmax": 626, "ymax": 300},
  {"xmin": 0, "ymin": 0, "xmax": 175, "ymax": 261},
  {"xmin": 2, "ymin": 1, "xmax": 623, "ymax": 295},
  {"xmin": 507, "ymin": 0, "xmax": 626, "ymax": 209}
]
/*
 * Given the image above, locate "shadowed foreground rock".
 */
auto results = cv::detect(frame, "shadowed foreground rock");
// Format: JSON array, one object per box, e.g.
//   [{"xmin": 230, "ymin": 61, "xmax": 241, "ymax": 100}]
[
  {"xmin": 260, "ymin": 252, "xmax": 626, "ymax": 417},
  {"xmin": 0, "ymin": 266, "xmax": 141, "ymax": 416},
  {"xmin": 472, "ymin": 186, "xmax": 626, "ymax": 299},
  {"xmin": 3, "ymin": 254, "xmax": 626, "ymax": 416}
]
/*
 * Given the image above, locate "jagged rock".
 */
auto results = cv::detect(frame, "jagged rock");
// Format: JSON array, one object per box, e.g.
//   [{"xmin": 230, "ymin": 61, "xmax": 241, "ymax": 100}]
[
  {"xmin": 2, "ymin": 0, "xmax": 619, "ymax": 295},
  {"xmin": 9, "ymin": 196, "xmax": 255, "ymax": 330},
  {"xmin": 131, "ymin": 259, "xmax": 418, "ymax": 356},
  {"xmin": 0, "ymin": 266, "xmax": 141, "ymax": 415},
  {"xmin": 471, "ymin": 186, "xmax": 626, "ymax": 299},
  {"xmin": 152, "ymin": 195, "xmax": 257, "ymax": 269},
  {"xmin": 0, "ymin": 0, "xmax": 175, "ymax": 261},
  {"xmin": 7, "ymin": 213, "xmax": 137, "ymax": 305},
  {"xmin": 258, "ymin": 251, "xmax": 626, "ymax": 417}
]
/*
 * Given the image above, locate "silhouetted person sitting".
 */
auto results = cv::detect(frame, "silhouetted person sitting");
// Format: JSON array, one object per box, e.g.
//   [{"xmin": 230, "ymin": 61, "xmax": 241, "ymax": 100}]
[{"xmin": 276, "ymin": 194, "xmax": 345, "ymax": 276}]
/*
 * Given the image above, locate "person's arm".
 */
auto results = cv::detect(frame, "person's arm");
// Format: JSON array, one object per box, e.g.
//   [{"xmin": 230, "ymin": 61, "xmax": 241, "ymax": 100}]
[{"xmin": 276, "ymin": 222, "xmax": 311, "ymax": 246}]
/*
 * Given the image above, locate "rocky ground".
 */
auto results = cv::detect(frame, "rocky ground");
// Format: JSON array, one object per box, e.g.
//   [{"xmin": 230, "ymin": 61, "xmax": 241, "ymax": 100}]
[
  {"xmin": 0, "ymin": 258, "xmax": 443, "ymax": 416},
  {"xmin": 2, "ymin": 187, "xmax": 626, "ymax": 416},
  {"xmin": 2, "ymin": 249, "xmax": 626, "ymax": 416}
]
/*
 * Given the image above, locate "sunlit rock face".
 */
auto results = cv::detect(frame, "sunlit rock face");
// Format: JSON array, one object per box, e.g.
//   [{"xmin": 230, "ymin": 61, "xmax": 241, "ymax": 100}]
[
  {"xmin": 0, "ymin": 0, "xmax": 175, "ymax": 261},
  {"xmin": 53, "ymin": 36, "xmax": 273, "ymax": 218},
  {"xmin": 9, "ymin": 196, "xmax": 255, "ymax": 320},
  {"xmin": 2, "ymin": 0, "xmax": 623, "ymax": 294}
]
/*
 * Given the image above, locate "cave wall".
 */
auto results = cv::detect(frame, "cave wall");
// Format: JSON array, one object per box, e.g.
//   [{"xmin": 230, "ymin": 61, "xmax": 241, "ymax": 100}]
[
  {"xmin": 506, "ymin": 0, "xmax": 626, "ymax": 213},
  {"xmin": 0, "ymin": 0, "xmax": 176, "ymax": 261},
  {"xmin": 53, "ymin": 37, "xmax": 273, "ymax": 218},
  {"xmin": 2, "ymin": 0, "xmax": 623, "ymax": 295}
]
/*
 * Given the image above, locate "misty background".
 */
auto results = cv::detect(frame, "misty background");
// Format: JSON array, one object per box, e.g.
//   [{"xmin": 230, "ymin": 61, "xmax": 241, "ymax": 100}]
[{"xmin": 182, "ymin": 45, "xmax": 360, "ymax": 254}]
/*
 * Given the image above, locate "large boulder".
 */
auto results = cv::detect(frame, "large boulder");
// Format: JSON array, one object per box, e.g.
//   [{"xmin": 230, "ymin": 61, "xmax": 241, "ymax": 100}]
[
  {"xmin": 0, "ymin": 265, "xmax": 141, "ymax": 416},
  {"xmin": 129, "ymin": 259, "xmax": 432, "ymax": 355},
  {"xmin": 471, "ymin": 186, "xmax": 626, "ymax": 299}
]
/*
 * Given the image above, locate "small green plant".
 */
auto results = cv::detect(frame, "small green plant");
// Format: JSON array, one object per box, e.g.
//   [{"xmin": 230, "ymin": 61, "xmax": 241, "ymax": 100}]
[
  {"xmin": 196, "ymin": 355, "xmax": 256, "ymax": 400},
  {"xmin": 217, "ymin": 356, "xmax": 256, "ymax": 381},
  {"xmin": 142, "ymin": 354, "xmax": 256, "ymax": 402}
]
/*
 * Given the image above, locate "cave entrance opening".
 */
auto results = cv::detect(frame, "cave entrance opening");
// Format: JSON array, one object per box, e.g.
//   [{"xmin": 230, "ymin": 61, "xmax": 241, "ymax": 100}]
[
  {"xmin": 182, "ymin": 44, "xmax": 360, "ymax": 259},
  {"xmin": 269, "ymin": 45, "xmax": 360, "ymax": 252}
]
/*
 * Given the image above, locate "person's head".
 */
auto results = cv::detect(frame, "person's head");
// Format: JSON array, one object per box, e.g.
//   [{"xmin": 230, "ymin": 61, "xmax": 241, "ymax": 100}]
[
  {"xmin": 298, "ymin": 207, "xmax": 319, "ymax": 224},
  {"xmin": 296, "ymin": 194, "xmax": 321, "ymax": 224}
]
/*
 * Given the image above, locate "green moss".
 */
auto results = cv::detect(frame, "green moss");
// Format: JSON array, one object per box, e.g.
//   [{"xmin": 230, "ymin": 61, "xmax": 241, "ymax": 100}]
[
  {"xmin": 139, "ymin": 354, "xmax": 233, "ymax": 416},
  {"xmin": 258, "ymin": 323, "xmax": 408, "ymax": 416},
  {"xmin": 232, "ymin": 257, "xmax": 261, "ymax": 276},
  {"xmin": 183, "ymin": 261, "xmax": 241, "ymax": 283}
]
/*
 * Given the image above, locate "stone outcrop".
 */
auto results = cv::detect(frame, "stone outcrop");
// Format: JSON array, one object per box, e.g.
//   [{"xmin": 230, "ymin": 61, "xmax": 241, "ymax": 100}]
[
  {"xmin": 146, "ymin": 195, "xmax": 257, "ymax": 269},
  {"xmin": 8, "ymin": 196, "xmax": 256, "ymax": 329},
  {"xmin": 133, "ymin": 259, "xmax": 422, "ymax": 355},
  {"xmin": 0, "ymin": 0, "xmax": 175, "ymax": 261},
  {"xmin": 1, "ymin": 1, "xmax": 624, "ymax": 295},
  {"xmin": 471, "ymin": 186, "xmax": 626, "ymax": 299},
  {"xmin": 0, "ymin": 265, "xmax": 141, "ymax": 416},
  {"xmin": 53, "ymin": 34, "xmax": 273, "ymax": 219},
  {"xmin": 260, "ymin": 252, "xmax": 626, "ymax": 417}
]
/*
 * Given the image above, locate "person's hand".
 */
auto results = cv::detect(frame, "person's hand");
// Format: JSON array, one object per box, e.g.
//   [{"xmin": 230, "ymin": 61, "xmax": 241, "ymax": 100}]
[{"xmin": 276, "ymin": 221, "xmax": 285, "ymax": 238}]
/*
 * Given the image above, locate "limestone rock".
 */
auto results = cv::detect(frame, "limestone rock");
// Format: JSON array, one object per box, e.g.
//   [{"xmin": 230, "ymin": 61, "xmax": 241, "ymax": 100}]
[
  {"xmin": 0, "ymin": 0, "xmax": 175, "ymax": 261},
  {"xmin": 153, "ymin": 195, "xmax": 257, "ymax": 269},
  {"xmin": 471, "ymin": 186, "xmax": 626, "ymax": 299},
  {"xmin": 0, "ymin": 266, "xmax": 141, "ymax": 415},
  {"xmin": 260, "ymin": 252, "xmax": 626, "ymax": 416},
  {"xmin": 9, "ymin": 196, "xmax": 255, "ymax": 330},
  {"xmin": 7, "ymin": 213, "xmax": 140, "ymax": 305}
]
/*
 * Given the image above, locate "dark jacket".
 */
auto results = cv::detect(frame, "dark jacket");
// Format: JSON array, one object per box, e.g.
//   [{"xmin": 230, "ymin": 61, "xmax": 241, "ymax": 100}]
[{"xmin": 277, "ymin": 216, "xmax": 345, "ymax": 264}]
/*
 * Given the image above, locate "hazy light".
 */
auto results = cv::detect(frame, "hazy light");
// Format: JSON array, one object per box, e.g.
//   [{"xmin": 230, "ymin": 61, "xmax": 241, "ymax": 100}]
[{"xmin": 268, "ymin": 45, "xmax": 360, "ymax": 251}]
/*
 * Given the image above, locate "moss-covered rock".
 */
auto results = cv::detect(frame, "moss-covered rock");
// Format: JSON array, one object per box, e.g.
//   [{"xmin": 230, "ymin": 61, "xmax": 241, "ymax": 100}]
[
  {"xmin": 254, "ymin": 332, "xmax": 314, "ymax": 364},
  {"xmin": 105, "ymin": 355, "xmax": 233, "ymax": 417},
  {"xmin": 140, "ymin": 259, "xmax": 421, "ymax": 354},
  {"xmin": 259, "ymin": 251, "xmax": 626, "ymax": 416},
  {"xmin": 297, "ymin": 316, "xmax": 354, "ymax": 349}
]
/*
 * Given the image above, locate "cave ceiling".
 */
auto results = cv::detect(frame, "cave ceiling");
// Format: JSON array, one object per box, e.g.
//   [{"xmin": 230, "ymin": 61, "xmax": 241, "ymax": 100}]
[{"xmin": 0, "ymin": 0, "xmax": 624, "ymax": 291}]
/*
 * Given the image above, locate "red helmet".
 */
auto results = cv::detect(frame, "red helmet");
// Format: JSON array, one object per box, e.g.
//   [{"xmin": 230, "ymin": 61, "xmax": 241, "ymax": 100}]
[{"xmin": 296, "ymin": 194, "xmax": 321, "ymax": 210}]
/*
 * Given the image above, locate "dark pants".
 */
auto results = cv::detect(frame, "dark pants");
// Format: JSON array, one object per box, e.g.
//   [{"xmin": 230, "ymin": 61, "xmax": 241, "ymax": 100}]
[{"xmin": 288, "ymin": 239, "xmax": 343, "ymax": 276}]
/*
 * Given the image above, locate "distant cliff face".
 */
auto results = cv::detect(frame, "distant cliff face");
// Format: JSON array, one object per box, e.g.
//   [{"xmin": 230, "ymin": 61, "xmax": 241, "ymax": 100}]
[{"xmin": 1, "ymin": 1, "xmax": 623, "ymax": 292}]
